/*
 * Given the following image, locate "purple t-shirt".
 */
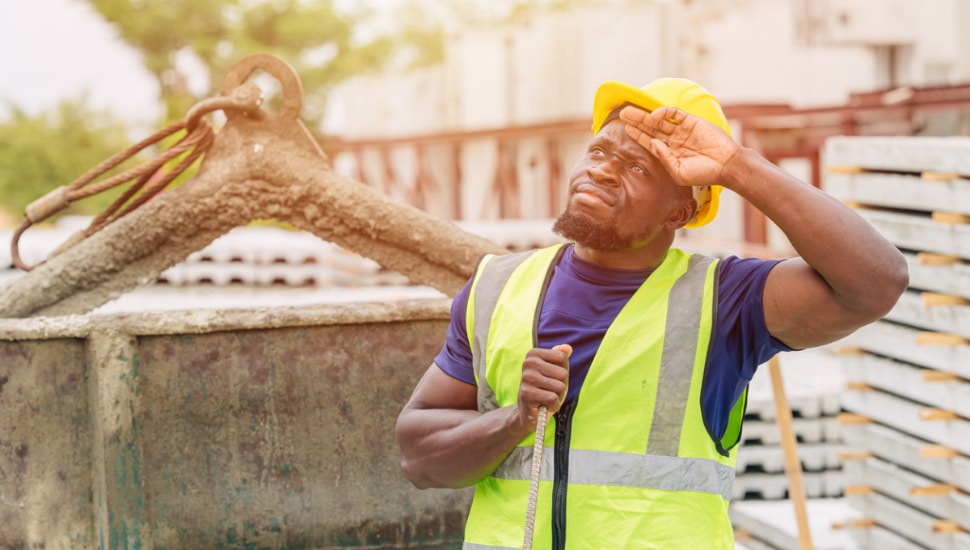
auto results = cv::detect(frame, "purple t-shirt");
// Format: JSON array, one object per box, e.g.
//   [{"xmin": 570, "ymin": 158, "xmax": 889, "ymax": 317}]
[{"xmin": 433, "ymin": 244, "xmax": 792, "ymax": 440}]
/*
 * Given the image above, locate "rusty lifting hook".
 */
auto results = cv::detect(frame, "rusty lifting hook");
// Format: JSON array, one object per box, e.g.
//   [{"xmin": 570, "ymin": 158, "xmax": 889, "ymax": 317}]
[{"xmin": 8, "ymin": 54, "xmax": 318, "ymax": 272}]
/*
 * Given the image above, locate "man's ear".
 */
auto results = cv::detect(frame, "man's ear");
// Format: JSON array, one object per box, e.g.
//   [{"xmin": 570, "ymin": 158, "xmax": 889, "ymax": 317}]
[{"xmin": 666, "ymin": 197, "xmax": 698, "ymax": 231}]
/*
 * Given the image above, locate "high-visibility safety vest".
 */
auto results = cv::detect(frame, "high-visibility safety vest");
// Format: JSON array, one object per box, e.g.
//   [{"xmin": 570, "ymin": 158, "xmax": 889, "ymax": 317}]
[{"xmin": 461, "ymin": 243, "xmax": 747, "ymax": 550}]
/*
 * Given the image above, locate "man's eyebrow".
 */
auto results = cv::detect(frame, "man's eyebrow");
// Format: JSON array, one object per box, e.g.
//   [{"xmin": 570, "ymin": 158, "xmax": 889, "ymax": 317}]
[{"xmin": 587, "ymin": 134, "xmax": 609, "ymax": 148}]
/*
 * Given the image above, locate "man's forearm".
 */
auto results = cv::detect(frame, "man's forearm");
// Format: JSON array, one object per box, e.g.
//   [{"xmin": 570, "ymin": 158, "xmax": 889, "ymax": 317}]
[{"xmin": 396, "ymin": 405, "xmax": 533, "ymax": 489}]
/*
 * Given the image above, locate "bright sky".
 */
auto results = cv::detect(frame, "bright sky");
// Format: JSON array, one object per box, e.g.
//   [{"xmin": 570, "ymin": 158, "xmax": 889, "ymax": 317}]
[{"xmin": 0, "ymin": 0, "xmax": 161, "ymax": 124}]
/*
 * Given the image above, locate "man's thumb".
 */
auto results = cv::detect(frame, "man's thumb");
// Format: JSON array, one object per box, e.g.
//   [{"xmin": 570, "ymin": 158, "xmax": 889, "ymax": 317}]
[{"xmin": 552, "ymin": 344, "xmax": 573, "ymax": 359}]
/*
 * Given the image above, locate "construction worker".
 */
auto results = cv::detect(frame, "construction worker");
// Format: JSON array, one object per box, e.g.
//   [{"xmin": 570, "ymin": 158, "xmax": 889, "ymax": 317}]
[{"xmin": 395, "ymin": 78, "xmax": 908, "ymax": 549}]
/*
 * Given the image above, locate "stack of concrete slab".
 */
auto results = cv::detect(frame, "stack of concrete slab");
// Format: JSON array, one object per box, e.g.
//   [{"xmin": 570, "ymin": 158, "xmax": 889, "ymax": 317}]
[
  {"xmin": 734, "ymin": 348, "xmax": 846, "ymax": 502},
  {"xmin": 732, "ymin": 498, "xmax": 859, "ymax": 550},
  {"xmin": 729, "ymin": 348, "xmax": 851, "ymax": 548},
  {"xmin": 0, "ymin": 217, "xmax": 565, "ymax": 289},
  {"xmin": 824, "ymin": 136, "xmax": 970, "ymax": 549}
]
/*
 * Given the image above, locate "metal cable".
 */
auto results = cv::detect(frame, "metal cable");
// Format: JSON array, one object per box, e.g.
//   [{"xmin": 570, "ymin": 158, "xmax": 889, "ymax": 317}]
[
  {"xmin": 523, "ymin": 404, "xmax": 548, "ymax": 550},
  {"xmin": 10, "ymin": 83, "xmax": 263, "ymax": 271}
]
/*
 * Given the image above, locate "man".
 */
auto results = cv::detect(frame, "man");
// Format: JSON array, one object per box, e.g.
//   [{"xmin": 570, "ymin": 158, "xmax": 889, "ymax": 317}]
[{"xmin": 395, "ymin": 78, "xmax": 908, "ymax": 549}]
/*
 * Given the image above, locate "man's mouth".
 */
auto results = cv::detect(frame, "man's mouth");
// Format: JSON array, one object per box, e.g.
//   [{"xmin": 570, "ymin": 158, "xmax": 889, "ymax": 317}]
[{"xmin": 573, "ymin": 183, "xmax": 616, "ymax": 207}]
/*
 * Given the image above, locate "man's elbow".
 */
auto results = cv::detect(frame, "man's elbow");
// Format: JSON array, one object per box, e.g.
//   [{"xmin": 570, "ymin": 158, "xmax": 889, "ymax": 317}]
[
  {"xmin": 879, "ymin": 254, "xmax": 909, "ymax": 312},
  {"xmin": 860, "ymin": 255, "xmax": 909, "ymax": 321},
  {"xmin": 399, "ymin": 457, "xmax": 471, "ymax": 490},
  {"xmin": 399, "ymin": 457, "xmax": 434, "ymax": 490}
]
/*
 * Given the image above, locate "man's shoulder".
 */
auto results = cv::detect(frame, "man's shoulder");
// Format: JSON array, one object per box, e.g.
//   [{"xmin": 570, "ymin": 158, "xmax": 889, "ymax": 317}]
[{"xmin": 715, "ymin": 254, "xmax": 781, "ymax": 278}]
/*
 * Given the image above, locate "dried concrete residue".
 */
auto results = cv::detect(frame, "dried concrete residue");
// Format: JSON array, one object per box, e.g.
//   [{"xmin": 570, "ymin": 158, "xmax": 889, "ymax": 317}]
[
  {"xmin": 0, "ymin": 98, "xmax": 504, "ymax": 319},
  {"xmin": 0, "ymin": 299, "xmax": 452, "ymax": 341}
]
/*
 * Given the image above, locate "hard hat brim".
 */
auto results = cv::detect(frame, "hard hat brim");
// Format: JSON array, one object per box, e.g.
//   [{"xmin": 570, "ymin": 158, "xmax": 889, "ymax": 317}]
[
  {"xmin": 591, "ymin": 80, "xmax": 721, "ymax": 229},
  {"xmin": 592, "ymin": 80, "xmax": 665, "ymax": 135}
]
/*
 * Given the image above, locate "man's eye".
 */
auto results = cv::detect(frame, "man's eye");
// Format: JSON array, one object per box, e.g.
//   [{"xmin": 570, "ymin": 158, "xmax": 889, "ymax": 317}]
[
  {"xmin": 589, "ymin": 147, "xmax": 604, "ymax": 156},
  {"xmin": 631, "ymin": 164, "xmax": 645, "ymax": 174}
]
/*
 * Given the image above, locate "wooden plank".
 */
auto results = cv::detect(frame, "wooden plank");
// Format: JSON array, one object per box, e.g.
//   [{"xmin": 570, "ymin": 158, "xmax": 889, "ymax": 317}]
[
  {"xmin": 916, "ymin": 332, "xmax": 968, "ymax": 347},
  {"xmin": 849, "ymin": 518, "xmax": 878, "ymax": 529},
  {"xmin": 845, "ymin": 485, "xmax": 875, "ymax": 496},
  {"xmin": 920, "ymin": 408, "xmax": 960, "ymax": 421},
  {"xmin": 921, "ymin": 292, "xmax": 970, "ymax": 307},
  {"xmin": 933, "ymin": 211, "xmax": 970, "ymax": 224},
  {"xmin": 838, "ymin": 412, "xmax": 872, "ymax": 425},
  {"xmin": 922, "ymin": 172, "xmax": 961, "ymax": 182},
  {"xmin": 917, "ymin": 252, "xmax": 961, "ymax": 266},
  {"xmin": 923, "ymin": 370, "xmax": 960, "ymax": 383},
  {"xmin": 932, "ymin": 520, "xmax": 964, "ymax": 534},
  {"xmin": 838, "ymin": 450, "xmax": 873, "ymax": 461},
  {"xmin": 921, "ymin": 445, "xmax": 961, "ymax": 459},
  {"xmin": 827, "ymin": 165, "xmax": 865, "ymax": 174},
  {"xmin": 911, "ymin": 484, "xmax": 959, "ymax": 497}
]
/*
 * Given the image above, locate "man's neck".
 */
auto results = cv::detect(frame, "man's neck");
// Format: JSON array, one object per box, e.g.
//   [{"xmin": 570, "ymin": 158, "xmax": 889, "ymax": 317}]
[{"xmin": 572, "ymin": 238, "xmax": 673, "ymax": 270}]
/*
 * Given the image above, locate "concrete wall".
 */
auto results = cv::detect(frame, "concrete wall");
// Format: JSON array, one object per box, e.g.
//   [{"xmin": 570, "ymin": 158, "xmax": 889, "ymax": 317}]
[{"xmin": 0, "ymin": 301, "xmax": 471, "ymax": 549}]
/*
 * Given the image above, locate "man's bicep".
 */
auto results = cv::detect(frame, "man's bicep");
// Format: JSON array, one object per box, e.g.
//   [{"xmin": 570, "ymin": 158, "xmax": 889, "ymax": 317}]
[
  {"xmin": 763, "ymin": 257, "xmax": 869, "ymax": 349},
  {"xmin": 405, "ymin": 363, "xmax": 478, "ymax": 412}
]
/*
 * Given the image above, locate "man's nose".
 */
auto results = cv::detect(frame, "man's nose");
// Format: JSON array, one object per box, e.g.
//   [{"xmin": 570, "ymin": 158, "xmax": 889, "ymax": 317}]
[{"xmin": 588, "ymin": 161, "xmax": 618, "ymax": 186}]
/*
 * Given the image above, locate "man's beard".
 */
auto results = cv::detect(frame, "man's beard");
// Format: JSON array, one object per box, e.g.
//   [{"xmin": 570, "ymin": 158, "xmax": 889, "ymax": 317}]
[{"xmin": 552, "ymin": 208, "xmax": 640, "ymax": 251}]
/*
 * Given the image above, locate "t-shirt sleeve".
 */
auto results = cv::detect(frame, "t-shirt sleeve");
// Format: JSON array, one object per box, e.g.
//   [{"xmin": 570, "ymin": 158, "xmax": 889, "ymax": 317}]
[
  {"xmin": 432, "ymin": 277, "xmax": 478, "ymax": 385},
  {"xmin": 715, "ymin": 256, "xmax": 794, "ymax": 382}
]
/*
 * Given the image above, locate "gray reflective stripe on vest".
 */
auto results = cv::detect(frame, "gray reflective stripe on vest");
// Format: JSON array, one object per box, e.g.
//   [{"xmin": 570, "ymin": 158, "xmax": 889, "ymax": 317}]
[
  {"xmin": 471, "ymin": 250, "xmax": 536, "ymax": 413},
  {"xmin": 493, "ymin": 446, "xmax": 735, "ymax": 500},
  {"xmin": 646, "ymin": 253, "xmax": 716, "ymax": 456},
  {"xmin": 463, "ymin": 543, "xmax": 517, "ymax": 550}
]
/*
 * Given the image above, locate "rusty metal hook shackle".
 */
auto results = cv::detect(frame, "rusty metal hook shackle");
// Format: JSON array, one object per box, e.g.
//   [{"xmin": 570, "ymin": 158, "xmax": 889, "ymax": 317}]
[{"xmin": 219, "ymin": 54, "xmax": 304, "ymax": 121}]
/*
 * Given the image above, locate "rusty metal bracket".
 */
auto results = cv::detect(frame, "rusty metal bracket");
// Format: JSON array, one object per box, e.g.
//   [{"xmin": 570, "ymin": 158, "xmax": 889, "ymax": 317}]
[
  {"xmin": 0, "ymin": 53, "xmax": 505, "ymax": 318},
  {"xmin": 220, "ymin": 54, "xmax": 304, "ymax": 122}
]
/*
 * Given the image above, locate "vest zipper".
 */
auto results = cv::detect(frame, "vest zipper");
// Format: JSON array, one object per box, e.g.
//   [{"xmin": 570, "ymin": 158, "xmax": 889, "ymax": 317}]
[{"xmin": 551, "ymin": 400, "xmax": 575, "ymax": 550}]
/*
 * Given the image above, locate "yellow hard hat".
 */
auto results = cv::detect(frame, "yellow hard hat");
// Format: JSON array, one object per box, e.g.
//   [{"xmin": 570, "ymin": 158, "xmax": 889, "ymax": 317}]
[{"xmin": 591, "ymin": 78, "xmax": 732, "ymax": 228}]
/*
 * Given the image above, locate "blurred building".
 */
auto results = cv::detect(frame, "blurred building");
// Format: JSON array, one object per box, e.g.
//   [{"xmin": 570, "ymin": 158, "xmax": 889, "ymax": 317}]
[{"xmin": 323, "ymin": 0, "xmax": 970, "ymax": 250}]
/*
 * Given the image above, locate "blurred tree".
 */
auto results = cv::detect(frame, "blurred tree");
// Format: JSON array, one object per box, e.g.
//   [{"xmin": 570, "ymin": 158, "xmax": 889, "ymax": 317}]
[
  {"xmin": 0, "ymin": 98, "xmax": 134, "ymax": 223},
  {"xmin": 82, "ymin": 0, "xmax": 590, "ymax": 126},
  {"xmin": 84, "ymin": 0, "xmax": 400, "ymax": 124}
]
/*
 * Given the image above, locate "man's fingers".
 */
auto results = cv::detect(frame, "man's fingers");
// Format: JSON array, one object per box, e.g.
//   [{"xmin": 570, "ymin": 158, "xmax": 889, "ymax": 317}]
[
  {"xmin": 618, "ymin": 104, "xmax": 649, "ymax": 125},
  {"xmin": 623, "ymin": 125, "xmax": 656, "ymax": 152},
  {"xmin": 551, "ymin": 343, "xmax": 572, "ymax": 359},
  {"xmin": 620, "ymin": 104, "xmax": 680, "ymax": 123}
]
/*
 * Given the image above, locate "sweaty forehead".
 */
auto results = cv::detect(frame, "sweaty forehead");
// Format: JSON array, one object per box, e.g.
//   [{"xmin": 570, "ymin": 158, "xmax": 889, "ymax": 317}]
[{"xmin": 594, "ymin": 120, "xmax": 653, "ymax": 159}]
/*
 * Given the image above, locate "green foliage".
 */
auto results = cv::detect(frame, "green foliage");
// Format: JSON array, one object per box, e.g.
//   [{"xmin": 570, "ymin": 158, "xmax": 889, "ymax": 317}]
[
  {"xmin": 82, "ymin": 0, "xmax": 598, "ymax": 127},
  {"xmin": 0, "ymin": 98, "xmax": 135, "ymax": 223},
  {"xmin": 85, "ymin": 0, "xmax": 401, "ymax": 123}
]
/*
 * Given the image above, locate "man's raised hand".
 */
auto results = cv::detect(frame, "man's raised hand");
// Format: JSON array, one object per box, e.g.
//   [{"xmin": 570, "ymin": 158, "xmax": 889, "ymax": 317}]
[{"xmin": 619, "ymin": 105, "xmax": 740, "ymax": 189}]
